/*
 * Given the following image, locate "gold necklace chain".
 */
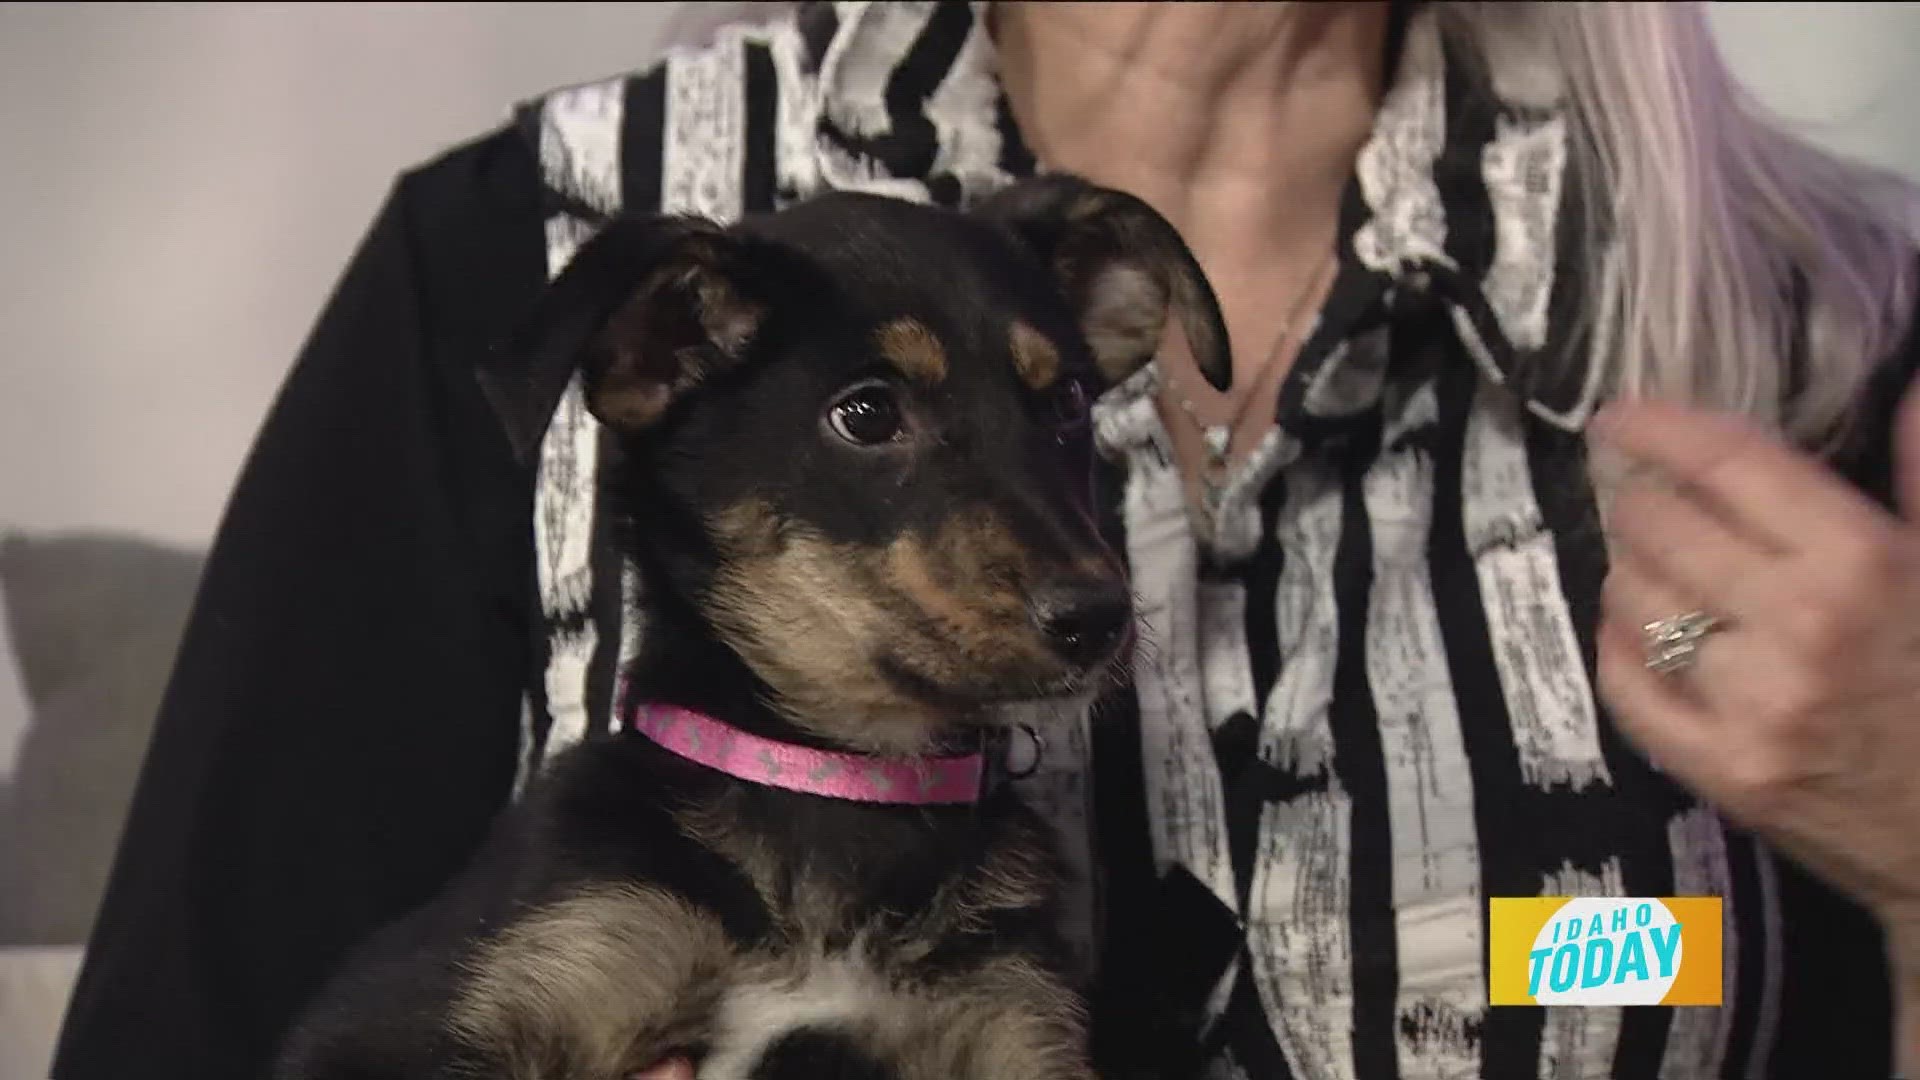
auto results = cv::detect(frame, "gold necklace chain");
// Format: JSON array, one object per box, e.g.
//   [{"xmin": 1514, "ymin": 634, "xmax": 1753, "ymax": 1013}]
[{"xmin": 1166, "ymin": 250, "xmax": 1337, "ymax": 501}]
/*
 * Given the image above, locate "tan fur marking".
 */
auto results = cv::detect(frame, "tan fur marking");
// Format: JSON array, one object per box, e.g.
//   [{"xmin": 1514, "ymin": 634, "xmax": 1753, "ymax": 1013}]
[
  {"xmin": 882, "ymin": 514, "xmax": 1053, "ymax": 668},
  {"xmin": 884, "ymin": 534, "xmax": 1000, "ymax": 643},
  {"xmin": 448, "ymin": 884, "xmax": 731, "ymax": 1080},
  {"xmin": 705, "ymin": 501, "xmax": 954, "ymax": 754},
  {"xmin": 449, "ymin": 804, "xmax": 1089, "ymax": 1080},
  {"xmin": 1071, "ymin": 554, "xmax": 1120, "ymax": 582},
  {"xmin": 701, "ymin": 500, "xmax": 1087, "ymax": 754},
  {"xmin": 693, "ymin": 272, "xmax": 765, "ymax": 357},
  {"xmin": 874, "ymin": 318, "xmax": 948, "ymax": 383},
  {"xmin": 962, "ymin": 821, "xmax": 1056, "ymax": 918},
  {"xmin": 1067, "ymin": 189, "xmax": 1108, "ymax": 223},
  {"xmin": 868, "ymin": 955, "xmax": 1092, "ymax": 1080},
  {"xmin": 676, "ymin": 794, "xmax": 867, "ymax": 944},
  {"xmin": 593, "ymin": 381, "xmax": 676, "ymax": 431},
  {"xmin": 673, "ymin": 803, "xmax": 1089, "ymax": 1079},
  {"xmin": 588, "ymin": 260, "xmax": 766, "ymax": 432},
  {"xmin": 1009, "ymin": 322, "xmax": 1061, "ymax": 390},
  {"xmin": 706, "ymin": 499, "xmax": 789, "ymax": 559},
  {"xmin": 899, "ymin": 814, "xmax": 1058, "ymax": 959},
  {"xmin": 1077, "ymin": 262, "xmax": 1169, "ymax": 384}
]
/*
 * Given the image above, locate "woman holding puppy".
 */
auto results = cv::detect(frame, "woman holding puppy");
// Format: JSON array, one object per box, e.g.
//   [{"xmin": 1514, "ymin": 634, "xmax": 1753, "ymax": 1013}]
[{"xmin": 55, "ymin": 3, "xmax": 1920, "ymax": 1078}]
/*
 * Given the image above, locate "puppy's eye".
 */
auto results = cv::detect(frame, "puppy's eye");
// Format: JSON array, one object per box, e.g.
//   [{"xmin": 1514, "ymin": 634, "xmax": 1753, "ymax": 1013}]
[
  {"xmin": 1048, "ymin": 376, "xmax": 1094, "ymax": 430},
  {"xmin": 826, "ymin": 383, "xmax": 906, "ymax": 446}
]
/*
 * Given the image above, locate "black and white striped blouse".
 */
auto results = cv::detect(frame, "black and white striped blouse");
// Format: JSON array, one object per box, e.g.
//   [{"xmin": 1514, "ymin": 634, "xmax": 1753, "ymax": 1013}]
[{"xmin": 513, "ymin": 3, "xmax": 1898, "ymax": 1078}]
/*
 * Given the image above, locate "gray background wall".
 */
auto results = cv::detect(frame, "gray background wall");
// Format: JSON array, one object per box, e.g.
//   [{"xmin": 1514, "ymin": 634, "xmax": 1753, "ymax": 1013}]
[
  {"xmin": 0, "ymin": 3, "xmax": 1918, "ymax": 1076},
  {"xmin": 0, "ymin": 1, "xmax": 760, "ymax": 777}
]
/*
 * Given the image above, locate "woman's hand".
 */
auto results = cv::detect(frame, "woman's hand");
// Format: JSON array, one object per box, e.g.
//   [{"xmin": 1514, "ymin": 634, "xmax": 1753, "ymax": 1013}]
[
  {"xmin": 1590, "ymin": 383, "xmax": 1920, "ymax": 1067},
  {"xmin": 629, "ymin": 1058, "xmax": 695, "ymax": 1080}
]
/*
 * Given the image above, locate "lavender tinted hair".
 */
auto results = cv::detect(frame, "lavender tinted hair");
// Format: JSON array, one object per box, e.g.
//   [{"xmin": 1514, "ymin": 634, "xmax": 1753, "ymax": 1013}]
[{"xmin": 1447, "ymin": 1, "xmax": 1918, "ymax": 448}]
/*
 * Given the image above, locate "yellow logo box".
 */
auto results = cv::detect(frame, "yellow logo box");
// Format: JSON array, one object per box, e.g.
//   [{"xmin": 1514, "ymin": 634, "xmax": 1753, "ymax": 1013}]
[{"xmin": 1488, "ymin": 897, "xmax": 1722, "ymax": 1006}]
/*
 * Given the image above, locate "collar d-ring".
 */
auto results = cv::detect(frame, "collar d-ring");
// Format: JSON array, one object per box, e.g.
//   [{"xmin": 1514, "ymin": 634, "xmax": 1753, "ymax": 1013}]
[{"xmin": 1004, "ymin": 723, "xmax": 1045, "ymax": 780}]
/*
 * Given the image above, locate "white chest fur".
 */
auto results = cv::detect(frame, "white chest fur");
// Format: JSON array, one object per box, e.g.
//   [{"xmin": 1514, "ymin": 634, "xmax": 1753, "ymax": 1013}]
[{"xmin": 697, "ymin": 955, "xmax": 893, "ymax": 1080}]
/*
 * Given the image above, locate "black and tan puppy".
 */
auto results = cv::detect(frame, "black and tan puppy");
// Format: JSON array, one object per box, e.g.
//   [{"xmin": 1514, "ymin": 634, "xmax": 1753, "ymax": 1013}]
[{"xmin": 274, "ymin": 176, "xmax": 1229, "ymax": 1080}]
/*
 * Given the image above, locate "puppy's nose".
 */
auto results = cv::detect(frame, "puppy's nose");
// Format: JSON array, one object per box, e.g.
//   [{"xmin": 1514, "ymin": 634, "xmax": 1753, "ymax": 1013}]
[{"xmin": 1029, "ymin": 579, "xmax": 1132, "ymax": 666}]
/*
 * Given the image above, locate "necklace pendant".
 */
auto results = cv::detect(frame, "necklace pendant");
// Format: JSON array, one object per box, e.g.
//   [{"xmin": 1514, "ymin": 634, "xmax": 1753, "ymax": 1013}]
[
  {"xmin": 1199, "ymin": 428, "xmax": 1232, "ymax": 512},
  {"xmin": 1200, "ymin": 424, "xmax": 1233, "ymax": 503},
  {"xmin": 1201, "ymin": 424, "xmax": 1232, "ymax": 466}
]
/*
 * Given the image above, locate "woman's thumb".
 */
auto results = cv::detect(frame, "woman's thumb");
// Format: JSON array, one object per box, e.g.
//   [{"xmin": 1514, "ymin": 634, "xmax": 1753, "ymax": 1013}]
[{"xmin": 1897, "ymin": 378, "xmax": 1920, "ymax": 521}]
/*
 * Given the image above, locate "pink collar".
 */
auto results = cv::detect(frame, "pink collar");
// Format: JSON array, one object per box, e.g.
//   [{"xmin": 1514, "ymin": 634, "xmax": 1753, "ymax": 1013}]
[{"xmin": 628, "ymin": 701, "xmax": 986, "ymax": 805}]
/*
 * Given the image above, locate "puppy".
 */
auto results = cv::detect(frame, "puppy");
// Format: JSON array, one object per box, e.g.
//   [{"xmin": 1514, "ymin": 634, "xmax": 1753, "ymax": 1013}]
[{"xmin": 274, "ymin": 175, "xmax": 1229, "ymax": 1080}]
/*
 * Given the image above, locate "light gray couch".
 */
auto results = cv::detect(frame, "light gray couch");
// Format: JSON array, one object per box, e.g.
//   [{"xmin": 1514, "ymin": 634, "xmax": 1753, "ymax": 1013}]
[{"xmin": 0, "ymin": 531, "xmax": 204, "ymax": 1080}]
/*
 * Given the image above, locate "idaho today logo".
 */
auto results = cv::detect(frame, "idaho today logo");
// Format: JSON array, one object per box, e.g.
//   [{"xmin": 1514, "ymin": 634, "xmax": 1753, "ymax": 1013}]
[{"xmin": 1488, "ymin": 897, "xmax": 1722, "ymax": 1006}]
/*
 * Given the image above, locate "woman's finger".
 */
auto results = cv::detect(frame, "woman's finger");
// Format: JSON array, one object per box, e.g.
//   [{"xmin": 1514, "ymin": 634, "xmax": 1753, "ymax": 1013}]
[
  {"xmin": 1592, "ymin": 399, "xmax": 1891, "ymax": 559},
  {"xmin": 1604, "ymin": 471, "xmax": 1776, "ymax": 623},
  {"xmin": 1600, "ymin": 551, "xmax": 1788, "ymax": 722},
  {"xmin": 628, "ymin": 1058, "xmax": 697, "ymax": 1080},
  {"xmin": 1596, "ymin": 604, "xmax": 1728, "ymax": 794}
]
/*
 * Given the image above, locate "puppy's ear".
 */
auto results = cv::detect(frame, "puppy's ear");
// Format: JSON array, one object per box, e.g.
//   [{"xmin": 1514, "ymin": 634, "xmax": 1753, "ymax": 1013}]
[
  {"xmin": 479, "ymin": 215, "xmax": 767, "ymax": 462},
  {"xmin": 974, "ymin": 174, "xmax": 1231, "ymax": 391}
]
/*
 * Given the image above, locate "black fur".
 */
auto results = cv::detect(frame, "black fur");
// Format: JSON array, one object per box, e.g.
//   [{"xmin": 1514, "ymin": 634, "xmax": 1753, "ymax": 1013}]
[{"xmin": 276, "ymin": 177, "xmax": 1228, "ymax": 1080}]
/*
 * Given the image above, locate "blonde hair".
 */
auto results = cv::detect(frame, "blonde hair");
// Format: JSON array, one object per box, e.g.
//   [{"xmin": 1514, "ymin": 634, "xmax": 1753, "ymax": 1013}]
[{"xmin": 1443, "ymin": 1, "xmax": 1919, "ymax": 449}]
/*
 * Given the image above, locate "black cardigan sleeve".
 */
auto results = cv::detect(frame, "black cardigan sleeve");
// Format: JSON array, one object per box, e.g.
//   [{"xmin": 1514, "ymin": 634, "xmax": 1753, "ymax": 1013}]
[
  {"xmin": 1763, "ymin": 295, "xmax": 1920, "ymax": 1078},
  {"xmin": 51, "ymin": 126, "xmax": 550, "ymax": 1080}
]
